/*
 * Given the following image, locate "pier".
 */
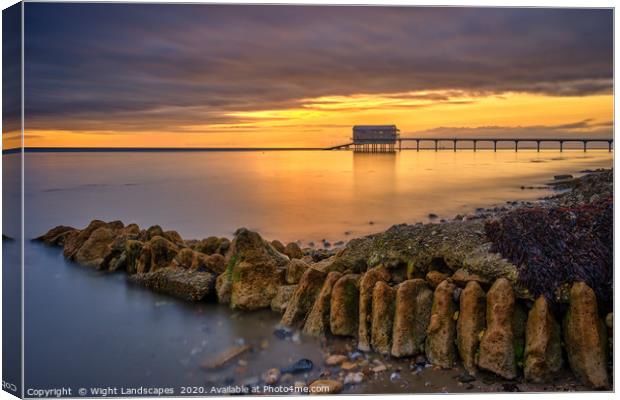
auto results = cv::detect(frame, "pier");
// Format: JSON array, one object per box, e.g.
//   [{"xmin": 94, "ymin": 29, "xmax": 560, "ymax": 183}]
[{"xmin": 326, "ymin": 137, "xmax": 613, "ymax": 152}]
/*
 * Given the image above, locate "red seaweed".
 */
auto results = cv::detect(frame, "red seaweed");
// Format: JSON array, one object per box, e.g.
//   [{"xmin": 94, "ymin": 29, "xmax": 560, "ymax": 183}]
[{"xmin": 484, "ymin": 196, "xmax": 612, "ymax": 310}]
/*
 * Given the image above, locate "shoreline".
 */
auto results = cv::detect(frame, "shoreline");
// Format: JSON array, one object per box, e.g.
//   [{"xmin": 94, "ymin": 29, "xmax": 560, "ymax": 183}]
[{"xmin": 33, "ymin": 168, "xmax": 613, "ymax": 394}]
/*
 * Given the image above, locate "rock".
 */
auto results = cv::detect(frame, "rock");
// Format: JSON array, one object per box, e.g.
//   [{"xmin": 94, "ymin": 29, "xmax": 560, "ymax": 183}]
[
  {"xmin": 216, "ymin": 272, "xmax": 232, "ymax": 304},
  {"xmin": 344, "ymin": 372, "xmax": 364, "ymax": 385},
  {"xmin": 203, "ymin": 253, "xmax": 226, "ymax": 274},
  {"xmin": 563, "ymin": 282, "xmax": 608, "ymax": 389},
  {"xmin": 309, "ymin": 380, "xmax": 343, "ymax": 395},
  {"xmin": 286, "ymin": 258, "xmax": 310, "ymax": 284},
  {"xmin": 201, "ymin": 344, "xmax": 252, "ymax": 369},
  {"xmin": 271, "ymin": 240, "xmax": 286, "ymax": 254},
  {"xmin": 173, "ymin": 248, "xmax": 196, "ymax": 269},
  {"xmin": 425, "ymin": 280, "xmax": 457, "ymax": 368},
  {"xmin": 303, "ymin": 272, "xmax": 342, "ymax": 336},
  {"xmin": 281, "ymin": 267, "xmax": 326, "ymax": 327},
  {"xmin": 340, "ymin": 361, "xmax": 357, "ymax": 370},
  {"xmin": 391, "ymin": 279, "xmax": 433, "ymax": 357},
  {"xmin": 163, "ymin": 230, "xmax": 184, "ymax": 246},
  {"xmin": 124, "ymin": 240, "xmax": 144, "ymax": 275},
  {"xmin": 330, "ymin": 274, "xmax": 361, "ymax": 336},
  {"xmin": 63, "ymin": 220, "xmax": 108, "ymax": 259},
  {"xmin": 324, "ymin": 354, "xmax": 348, "ymax": 366},
  {"xmin": 425, "ymin": 271, "xmax": 449, "ymax": 289},
  {"xmin": 478, "ymin": 278, "xmax": 517, "ymax": 379},
  {"xmin": 263, "ymin": 368, "xmax": 281, "ymax": 385},
  {"xmin": 554, "ymin": 174, "xmax": 573, "ymax": 180},
  {"xmin": 270, "ymin": 285, "xmax": 297, "ymax": 313},
  {"xmin": 524, "ymin": 296, "xmax": 562, "ymax": 383},
  {"xmin": 228, "ymin": 228, "xmax": 289, "ymax": 310},
  {"xmin": 272, "ymin": 327, "xmax": 293, "ymax": 340},
  {"xmin": 285, "ymin": 242, "xmax": 303, "ymax": 259},
  {"xmin": 74, "ymin": 227, "xmax": 117, "ymax": 268},
  {"xmin": 281, "ymin": 358, "xmax": 313, "ymax": 374},
  {"xmin": 358, "ymin": 266, "xmax": 390, "ymax": 351},
  {"xmin": 148, "ymin": 236, "xmax": 180, "ymax": 271},
  {"xmin": 451, "ymin": 268, "xmax": 490, "ymax": 288},
  {"xmin": 370, "ymin": 281, "xmax": 396, "ymax": 354},
  {"xmin": 457, "ymin": 281, "xmax": 486, "ymax": 375},
  {"xmin": 129, "ymin": 267, "xmax": 216, "ymax": 301},
  {"xmin": 195, "ymin": 236, "xmax": 229, "ymax": 255},
  {"xmin": 36, "ymin": 225, "xmax": 77, "ymax": 246}
]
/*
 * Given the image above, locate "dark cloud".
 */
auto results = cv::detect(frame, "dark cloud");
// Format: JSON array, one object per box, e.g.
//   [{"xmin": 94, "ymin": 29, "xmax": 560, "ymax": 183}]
[{"xmin": 24, "ymin": 4, "xmax": 613, "ymax": 133}]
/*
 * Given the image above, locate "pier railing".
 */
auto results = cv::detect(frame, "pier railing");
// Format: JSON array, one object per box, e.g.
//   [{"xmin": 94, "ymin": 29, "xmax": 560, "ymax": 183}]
[{"xmin": 326, "ymin": 138, "xmax": 613, "ymax": 152}]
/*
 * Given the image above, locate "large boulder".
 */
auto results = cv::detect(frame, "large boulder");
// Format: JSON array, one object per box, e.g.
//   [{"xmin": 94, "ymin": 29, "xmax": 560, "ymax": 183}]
[
  {"xmin": 36, "ymin": 225, "xmax": 77, "ymax": 246},
  {"xmin": 129, "ymin": 267, "xmax": 216, "ymax": 301},
  {"xmin": 303, "ymin": 272, "xmax": 342, "ymax": 337},
  {"xmin": 149, "ymin": 236, "xmax": 180, "ymax": 271},
  {"xmin": 391, "ymin": 279, "xmax": 433, "ymax": 357},
  {"xmin": 280, "ymin": 267, "xmax": 326, "ymax": 327},
  {"xmin": 228, "ymin": 228, "xmax": 289, "ymax": 310},
  {"xmin": 524, "ymin": 296, "xmax": 562, "ymax": 383},
  {"xmin": 425, "ymin": 280, "xmax": 457, "ymax": 368},
  {"xmin": 286, "ymin": 258, "xmax": 310, "ymax": 284},
  {"xmin": 563, "ymin": 282, "xmax": 608, "ymax": 389},
  {"xmin": 370, "ymin": 281, "xmax": 396, "ymax": 354},
  {"xmin": 63, "ymin": 220, "xmax": 108, "ymax": 259},
  {"xmin": 74, "ymin": 227, "xmax": 117, "ymax": 268},
  {"xmin": 358, "ymin": 266, "xmax": 390, "ymax": 351},
  {"xmin": 329, "ymin": 274, "xmax": 360, "ymax": 336},
  {"xmin": 284, "ymin": 242, "xmax": 303, "ymax": 259},
  {"xmin": 271, "ymin": 285, "xmax": 297, "ymax": 313},
  {"xmin": 124, "ymin": 240, "xmax": 144, "ymax": 275},
  {"xmin": 457, "ymin": 281, "xmax": 486, "ymax": 375},
  {"xmin": 478, "ymin": 278, "xmax": 517, "ymax": 379}
]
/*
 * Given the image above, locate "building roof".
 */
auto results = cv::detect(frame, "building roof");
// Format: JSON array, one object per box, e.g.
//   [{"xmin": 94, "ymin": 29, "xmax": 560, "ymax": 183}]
[{"xmin": 353, "ymin": 125, "xmax": 398, "ymax": 130}]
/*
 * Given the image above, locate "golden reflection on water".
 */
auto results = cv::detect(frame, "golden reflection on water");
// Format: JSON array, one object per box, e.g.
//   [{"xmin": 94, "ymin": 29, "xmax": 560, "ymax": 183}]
[{"xmin": 25, "ymin": 150, "xmax": 612, "ymax": 244}]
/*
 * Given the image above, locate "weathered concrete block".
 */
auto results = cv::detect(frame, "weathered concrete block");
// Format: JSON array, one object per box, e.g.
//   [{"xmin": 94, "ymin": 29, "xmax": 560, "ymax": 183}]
[
  {"xmin": 370, "ymin": 281, "xmax": 396, "ymax": 354},
  {"xmin": 524, "ymin": 296, "xmax": 562, "ymax": 383},
  {"xmin": 478, "ymin": 278, "xmax": 517, "ymax": 379},
  {"xmin": 425, "ymin": 280, "xmax": 457, "ymax": 368},
  {"xmin": 303, "ymin": 272, "xmax": 342, "ymax": 336},
  {"xmin": 391, "ymin": 279, "xmax": 433, "ymax": 357},
  {"xmin": 457, "ymin": 281, "xmax": 486, "ymax": 375},
  {"xmin": 329, "ymin": 274, "xmax": 361, "ymax": 336},
  {"xmin": 564, "ymin": 282, "xmax": 608, "ymax": 389},
  {"xmin": 358, "ymin": 266, "xmax": 390, "ymax": 351}
]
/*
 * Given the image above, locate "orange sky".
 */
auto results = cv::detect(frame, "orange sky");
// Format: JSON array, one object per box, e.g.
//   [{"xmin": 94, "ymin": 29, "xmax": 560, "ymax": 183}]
[{"xmin": 17, "ymin": 91, "xmax": 613, "ymax": 149}]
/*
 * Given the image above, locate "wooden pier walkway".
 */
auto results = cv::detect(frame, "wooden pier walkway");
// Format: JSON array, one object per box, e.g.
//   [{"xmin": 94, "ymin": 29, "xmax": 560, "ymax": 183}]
[{"xmin": 326, "ymin": 137, "xmax": 613, "ymax": 152}]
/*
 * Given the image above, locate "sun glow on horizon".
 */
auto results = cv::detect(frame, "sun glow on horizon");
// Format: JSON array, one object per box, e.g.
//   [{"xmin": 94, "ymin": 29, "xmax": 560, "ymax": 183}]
[{"xmin": 16, "ymin": 91, "xmax": 613, "ymax": 149}]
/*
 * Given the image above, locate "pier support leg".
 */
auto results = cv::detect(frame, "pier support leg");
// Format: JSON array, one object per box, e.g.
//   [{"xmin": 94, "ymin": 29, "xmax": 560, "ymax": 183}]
[
  {"xmin": 609, "ymin": 141, "xmax": 613, "ymax": 152},
  {"xmin": 537, "ymin": 141, "xmax": 540, "ymax": 152},
  {"xmin": 515, "ymin": 140, "xmax": 518, "ymax": 152},
  {"xmin": 399, "ymin": 140, "xmax": 402, "ymax": 151},
  {"xmin": 583, "ymin": 141, "xmax": 587, "ymax": 152},
  {"xmin": 560, "ymin": 141, "xmax": 563, "ymax": 152},
  {"xmin": 453, "ymin": 140, "xmax": 457, "ymax": 152},
  {"xmin": 473, "ymin": 141, "xmax": 477, "ymax": 152},
  {"xmin": 493, "ymin": 141, "xmax": 497, "ymax": 152},
  {"xmin": 434, "ymin": 140, "xmax": 438, "ymax": 152},
  {"xmin": 416, "ymin": 140, "xmax": 420, "ymax": 152}
]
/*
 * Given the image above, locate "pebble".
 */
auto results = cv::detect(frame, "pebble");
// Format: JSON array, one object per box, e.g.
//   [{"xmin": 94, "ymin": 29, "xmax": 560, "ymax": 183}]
[
  {"xmin": 325, "ymin": 354, "xmax": 348, "ymax": 366},
  {"xmin": 344, "ymin": 372, "xmax": 364, "ymax": 385},
  {"xmin": 389, "ymin": 372, "xmax": 401, "ymax": 381},
  {"xmin": 340, "ymin": 361, "xmax": 357, "ymax": 371},
  {"xmin": 281, "ymin": 358, "xmax": 314, "ymax": 374},
  {"xmin": 457, "ymin": 372, "xmax": 476, "ymax": 383},
  {"xmin": 263, "ymin": 368, "xmax": 280, "ymax": 385}
]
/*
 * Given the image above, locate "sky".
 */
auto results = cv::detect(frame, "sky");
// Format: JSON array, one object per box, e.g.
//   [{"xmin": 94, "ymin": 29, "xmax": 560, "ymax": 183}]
[{"xmin": 11, "ymin": 4, "xmax": 614, "ymax": 148}]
